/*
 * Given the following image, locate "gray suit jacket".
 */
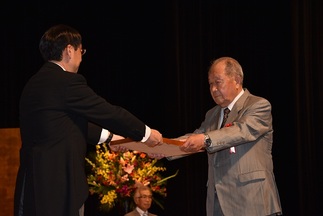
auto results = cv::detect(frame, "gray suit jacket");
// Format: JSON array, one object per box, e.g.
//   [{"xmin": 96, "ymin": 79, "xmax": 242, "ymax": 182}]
[
  {"xmin": 195, "ymin": 89, "xmax": 282, "ymax": 216},
  {"xmin": 124, "ymin": 208, "xmax": 157, "ymax": 216}
]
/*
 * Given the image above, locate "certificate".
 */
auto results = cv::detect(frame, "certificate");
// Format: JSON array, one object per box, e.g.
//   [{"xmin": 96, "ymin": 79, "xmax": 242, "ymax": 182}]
[{"xmin": 110, "ymin": 137, "xmax": 204, "ymax": 158}]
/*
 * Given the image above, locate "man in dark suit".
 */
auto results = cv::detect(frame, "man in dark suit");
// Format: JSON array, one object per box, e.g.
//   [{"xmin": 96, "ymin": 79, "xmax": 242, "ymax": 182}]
[
  {"xmin": 14, "ymin": 24, "xmax": 163, "ymax": 216},
  {"xmin": 180, "ymin": 57, "xmax": 283, "ymax": 215}
]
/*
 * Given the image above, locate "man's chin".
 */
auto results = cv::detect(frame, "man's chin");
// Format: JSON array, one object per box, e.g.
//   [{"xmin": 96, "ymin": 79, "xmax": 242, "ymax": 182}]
[{"xmin": 214, "ymin": 98, "xmax": 223, "ymax": 104}]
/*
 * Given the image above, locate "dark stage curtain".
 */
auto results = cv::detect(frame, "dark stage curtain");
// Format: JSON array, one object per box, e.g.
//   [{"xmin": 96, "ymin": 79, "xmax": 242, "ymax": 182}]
[{"xmin": 291, "ymin": 0, "xmax": 323, "ymax": 215}]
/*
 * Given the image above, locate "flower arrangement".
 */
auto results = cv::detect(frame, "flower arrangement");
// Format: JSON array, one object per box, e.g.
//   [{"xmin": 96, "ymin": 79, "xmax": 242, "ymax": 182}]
[{"xmin": 85, "ymin": 143, "xmax": 178, "ymax": 212}]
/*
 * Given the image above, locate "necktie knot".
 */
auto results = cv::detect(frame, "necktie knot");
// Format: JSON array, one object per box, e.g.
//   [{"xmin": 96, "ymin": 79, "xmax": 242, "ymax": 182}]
[
  {"xmin": 221, "ymin": 108, "xmax": 230, "ymax": 128},
  {"xmin": 224, "ymin": 107, "xmax": 230, "ymax": 114}
]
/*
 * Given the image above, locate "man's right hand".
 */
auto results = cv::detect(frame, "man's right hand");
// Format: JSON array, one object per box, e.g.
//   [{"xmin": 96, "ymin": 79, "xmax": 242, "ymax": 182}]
[{"xmin": 144, "ymin": 129, "xmax": 163, "ymax": 147}]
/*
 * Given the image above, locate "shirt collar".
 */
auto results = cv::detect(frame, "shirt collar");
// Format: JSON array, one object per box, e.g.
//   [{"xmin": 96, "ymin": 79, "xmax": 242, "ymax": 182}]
[
  {"xmin": 226, "ymin": 89, "xmax": 244, "ymax": 111},
  {"xmin": 136, "ymin": 207, "xmax": 147, "ymax": 215},
  {"xmin": 50, "ymin": 61, "xmax": 66, "ymax": 71}
]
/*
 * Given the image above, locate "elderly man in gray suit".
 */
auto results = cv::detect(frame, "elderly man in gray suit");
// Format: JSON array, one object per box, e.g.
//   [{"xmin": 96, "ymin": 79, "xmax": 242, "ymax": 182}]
[{"xmin": 180, "ymin": 57, "xmax": 282, "ymax": 216}]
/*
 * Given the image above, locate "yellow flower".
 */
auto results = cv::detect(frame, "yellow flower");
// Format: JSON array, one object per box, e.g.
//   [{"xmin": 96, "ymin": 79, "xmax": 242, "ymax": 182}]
[{"xmin": 101, "ymin": 190, "xmax": 117, "ymax": 206}]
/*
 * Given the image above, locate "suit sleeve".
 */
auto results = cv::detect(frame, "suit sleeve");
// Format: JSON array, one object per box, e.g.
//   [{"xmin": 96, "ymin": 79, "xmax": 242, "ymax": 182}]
[
  {"xmin": 87, "ymin": 122, "xmax": 103, "ymax": 145},
  {"xmin": 65, "ymin": 74, "xmax": 146, "ymax": 141}
]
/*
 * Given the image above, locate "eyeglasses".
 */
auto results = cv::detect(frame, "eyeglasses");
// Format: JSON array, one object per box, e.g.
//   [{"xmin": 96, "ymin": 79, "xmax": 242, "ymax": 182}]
[
  {"xmin": 80, "ymin": 48, "xmax": 86, "ymax": 55},
  {"xmin": 137, "ymin": 195, "xmax": 153, "ymax": 199}
]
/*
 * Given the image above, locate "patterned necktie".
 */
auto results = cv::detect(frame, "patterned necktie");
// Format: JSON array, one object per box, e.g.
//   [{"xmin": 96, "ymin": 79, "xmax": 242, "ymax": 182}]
[
  {"xmin": 220, "ymin": 108, "xmax": 230, "ymax": 128},
  {"xmin": 143, "ymin": 212, "xmax": 148, "ymax": 216}
]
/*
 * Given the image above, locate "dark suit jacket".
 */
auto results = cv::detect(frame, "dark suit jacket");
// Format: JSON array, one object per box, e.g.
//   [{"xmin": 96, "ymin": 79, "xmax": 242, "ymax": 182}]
[
  {"xmin": 14, "ymin": 62, "xmax": 147, "ymax": 216},
  {"xmin": 195, "ymin": 89, "xmax": 282, "ymax": 216},
  {"xmin": 124, "ymin": 208, "xmax": 157, "ymax": 216}
]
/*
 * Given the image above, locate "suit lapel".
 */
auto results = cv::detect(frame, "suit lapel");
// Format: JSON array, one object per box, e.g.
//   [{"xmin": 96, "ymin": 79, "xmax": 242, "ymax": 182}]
[
  {"xmin": 227, "ymin": 89, "xmax": 250, "ymax": 124},
  {"xmin": 212, "ymin": 107, "xmax": 222, "ymax": 130}
]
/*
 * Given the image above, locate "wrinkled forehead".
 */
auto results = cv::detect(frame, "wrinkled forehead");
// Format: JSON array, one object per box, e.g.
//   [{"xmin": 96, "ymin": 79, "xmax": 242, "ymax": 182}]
[
  {"xmin": 208, "ymin": 67, "xmax": 227, "ymax": 79},
  {"xmin": 209, "ymin": 60, "xmax": 226, "ymax": 73}
]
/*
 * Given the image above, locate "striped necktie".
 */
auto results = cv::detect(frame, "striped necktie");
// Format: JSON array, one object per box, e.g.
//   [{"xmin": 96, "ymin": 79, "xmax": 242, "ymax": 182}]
[{"xmin": 220, "ymin": 108, "xmax": 230, "ymax": 128}]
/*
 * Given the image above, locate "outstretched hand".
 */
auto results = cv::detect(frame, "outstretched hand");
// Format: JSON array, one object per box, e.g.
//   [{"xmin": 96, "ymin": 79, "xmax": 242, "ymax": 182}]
[
  {"xmin": 180, "ymin": 133, "xmax": 205, "ymax": 152},
  {"xmin": 144, "ymin": 129, "xmax": 163, "ymax": 147}
]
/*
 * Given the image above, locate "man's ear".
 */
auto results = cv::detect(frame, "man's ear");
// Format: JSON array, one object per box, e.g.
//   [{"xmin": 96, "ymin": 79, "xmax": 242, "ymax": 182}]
[
  {"xmin": 133, "ymin": 197, "xmax": 138, "ymax": 204},
  {"xmin": 235, "ymin": 76, "xmax": 242, "ymax": 85},
  {"xmin": 65, "ymin": 44, "xmax": 74, "ymax": 59}
]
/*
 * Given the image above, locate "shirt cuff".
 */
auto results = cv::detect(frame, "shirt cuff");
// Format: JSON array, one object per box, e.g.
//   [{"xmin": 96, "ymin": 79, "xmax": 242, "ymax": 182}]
[
  {"xmin": 100, "ymin": 126, "xmax": 150, "ymax": 143},
  {"xmin": 98, "ymin": 129, "xmax": 109, "ymax": 144},
  {"xmin": 141, "ymin": 125, "xmax": 151, "ymax": 142}
]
